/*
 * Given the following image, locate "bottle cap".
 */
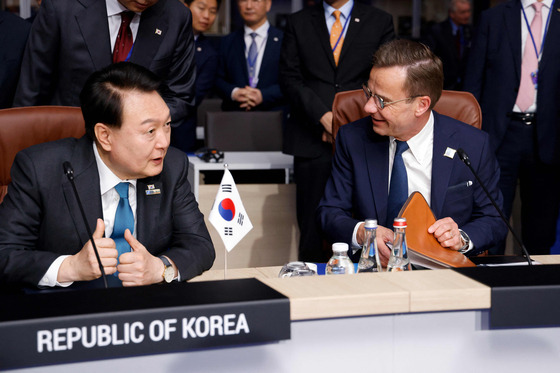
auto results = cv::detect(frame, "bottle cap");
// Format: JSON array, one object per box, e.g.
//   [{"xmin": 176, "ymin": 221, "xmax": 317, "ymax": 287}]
[
  {"xmin": 364, "ymin": 219, "xmax": 378, "ymax": 228},
  {"xmin": 332, "ymin": 242, "xmax": 349, "ymax": 253},
  {"xmin": 393, "ymin": 217, "xmax": 407, "ymax": 228}
]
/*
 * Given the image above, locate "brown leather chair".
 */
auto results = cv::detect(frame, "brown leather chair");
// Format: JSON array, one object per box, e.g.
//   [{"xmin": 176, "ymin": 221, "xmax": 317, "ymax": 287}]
[
  {"xmin": 205, "ymin": 111, "xmax": 283, "ymax": 151},
  {"xmin": 331, "ymin": 89, "xmax": 482, "ymax": 151},
  {"xmin": 0, "ymin": 106, "xmax": 85, "ymax": 204}
]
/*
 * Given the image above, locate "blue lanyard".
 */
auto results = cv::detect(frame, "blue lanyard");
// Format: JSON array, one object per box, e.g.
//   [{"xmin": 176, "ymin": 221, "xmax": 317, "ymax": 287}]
[
  {"xmin": 521, "ymin": 0, "xmax": 555, "ymax": 60},
  {"xmin": 125, "ymin": 43, "xmax": 134, "ymax": 62},
  {"xmin": 331, "ymin": 4, "xmax": 353, "ymax": 54}
]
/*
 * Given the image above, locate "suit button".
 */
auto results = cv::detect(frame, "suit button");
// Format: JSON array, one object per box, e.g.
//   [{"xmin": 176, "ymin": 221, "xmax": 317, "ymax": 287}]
[{"xmin": 335, "ymin": 84, "xmax": 340, "ymax": 89}]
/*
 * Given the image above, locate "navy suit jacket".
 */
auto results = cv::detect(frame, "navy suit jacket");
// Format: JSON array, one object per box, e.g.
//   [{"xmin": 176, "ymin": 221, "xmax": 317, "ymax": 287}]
[
  {"xmin": 0, "ymin": 11, "xmax": 30, "ymax": 109},
  {"xmin": 279, "ymin": 2, "xmax": 394, "ymax": 158},
  {"xmin": 215, "ymin": 25, "xmax": 284, "ymax": 111},
  {"xmin": 317, "ymin": 113, "xmax": 507, "ymax": 256},
  {"xmin": 194, "ymin": 34, "xmax": 218, "ymax": 106},
  {"xmin": 171, "ymin": 34, "xmax": 219, "ymax": 152},
  {"xmin": 464, "ymin": 0, "xmax": 560, "ymax": 164},
  {"xmin": 14, "ymin": 0, "xmax": 196, "ymax": 126},
  {"xmin": 0, "ymin": 136, "xmax": 215, "ymax": 287}
]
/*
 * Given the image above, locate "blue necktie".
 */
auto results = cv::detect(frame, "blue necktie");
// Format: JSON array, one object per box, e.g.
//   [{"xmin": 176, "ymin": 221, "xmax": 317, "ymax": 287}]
[
  {"xmin": 247, "ymin": 32, "xmax": 258, "ymax": 88},
  {"xmin": 387, "ymin": 141, "xmax": 409, "ymax": 227},
  {"xmin": 111, "ymin": 182, "xmax": 134, "ymax": 263}
]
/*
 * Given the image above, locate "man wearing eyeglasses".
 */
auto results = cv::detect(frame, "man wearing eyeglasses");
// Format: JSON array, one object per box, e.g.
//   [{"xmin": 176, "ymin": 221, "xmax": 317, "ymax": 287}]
[{"xmin": 318, "ymin": 39, "xmax": 507, "ymax": 264}]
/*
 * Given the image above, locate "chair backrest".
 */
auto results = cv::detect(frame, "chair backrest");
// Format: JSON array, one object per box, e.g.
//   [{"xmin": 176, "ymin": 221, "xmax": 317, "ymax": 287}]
[
  {"xmin": 331, "ymin": 89, "xmax": 482, "ymax": 150},
  {"xmin": 205, "ymin": 111, "xmax": 283, "ymax": 151},
  {"xmin": 0, "ymin": 106, "xmax": 85, "ymax": 204}
]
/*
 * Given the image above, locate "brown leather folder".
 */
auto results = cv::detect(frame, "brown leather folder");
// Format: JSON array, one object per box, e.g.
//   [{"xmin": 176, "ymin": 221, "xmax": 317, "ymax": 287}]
[{"xmin": 398, "ymin": 192, "xmax": 476, "ymax": 268}]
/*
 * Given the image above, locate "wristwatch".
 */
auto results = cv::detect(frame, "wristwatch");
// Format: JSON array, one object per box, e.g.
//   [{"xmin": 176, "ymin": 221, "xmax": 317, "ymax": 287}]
[
  {"xmin": 458, "ymin": 230, "xmax": 471, "ymax": 254},
  {"xmin": 159, "ymin": 256, "xmax": 174, "ymax": 283}
]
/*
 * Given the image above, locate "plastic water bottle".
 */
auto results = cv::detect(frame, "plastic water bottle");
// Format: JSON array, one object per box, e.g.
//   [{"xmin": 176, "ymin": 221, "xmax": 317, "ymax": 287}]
[
  {"xmin": 326, "ymin": 243, "xmax": 355, "ymax": 275},
  {"xmin": 387, "ymin": 217, "xmax": 411, "ymax": 272},
  {"xmin": 358, "ymin": 219, "xmax": 382, "ymax": 273}
]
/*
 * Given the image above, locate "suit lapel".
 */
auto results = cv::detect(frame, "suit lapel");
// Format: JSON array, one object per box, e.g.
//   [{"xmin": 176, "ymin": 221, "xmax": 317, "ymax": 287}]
[
  {"xmin": 504, "ymin": 0, "xmax": 522, "ymax": 81},
  {"xmin": 233, "ymin": 30, "xmax": 250, "ymax": 85},
  {"xmin": 136, "ymin": 177, "xmax": 162, "ymax": 248},
  {"xmin": 365, "ymin": 127, "xmax": 390, "ymax": 224},
  {"xmin": 310, "ymin": 5, "xmax": 337, "ymax": 69},
  {"xmin": 259, "ymin": 27, "xmax": 281, "ymax": 81},
  {"xmin": 539, "ymin": 0, "xmax": 560, "ymax": 74},
  {"xmin": 62, "ymin": 137, "xmax": 103, "ymax": 244},
  {"xmin": 339, "ymin": 3, "xmax": 363, "ymax": 64},
  {"xmin": 130, "ymin": 1, "xmax": 168, "ymax": 67},
  {"xmin": 430, "ymin": 113, "xmax": 458, "ymax": 218},
  {"xmin": 75, "ymin": 0, "xmax": 112, "ymax": 69}
]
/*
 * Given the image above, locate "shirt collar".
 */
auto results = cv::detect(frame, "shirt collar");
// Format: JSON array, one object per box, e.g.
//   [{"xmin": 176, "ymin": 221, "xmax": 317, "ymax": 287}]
[
  {"xmin": 106, "ymin": 0, "xmax": 140, "ymax": 17},
  {"xmin": 323, "ymin": 0, "xmax": 354, "ymax": 20},
  {"xmin": 244, "ymin": 20, "xmax": 270, "ymax": 38},
  {"xmin": 521, "ymin": 0, "xmax": 552, "ymax": 9},
  {"xmin": 391, "ymin": 111, "xmax": 434, "ymax": 166},
  {"xmin": 93, "ymin": 142, "xmax": 137, "ymax": 195}
]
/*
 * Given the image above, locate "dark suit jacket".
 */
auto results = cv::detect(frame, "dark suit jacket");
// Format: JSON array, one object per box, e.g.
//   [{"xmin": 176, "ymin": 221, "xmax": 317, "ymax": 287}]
[
  {"xmin": 13, "ymin": 0, "xmax": 196, "ymax": 126},
  {"xmin": 464, "ymin": 0, "xmax": 560, "ymax": 164},
  {"xmin": 0, "ymin": 136, "xmax": 215, "ymax": 287},
  {"xmin": 194, "ymin": 34, "xmax": 218, "ymax": 106},
  {"xmin": 424, "ymin": 19, "xmax": 472, "ymax": 90},
  {"xmin": 215, "ymin": 25, "xmax": 284, "ymax": 111},
  {"xmin": 279, "ymin": 2, "xmax": 394, "ymax": 158},
  {"xmin": 171, "ymin": 34, "xmax": 219, "ymax": 152},
  {"xmin": 317, "ymin": 113, "xmax": 507, "ymax": 256},
  {"xmin": 0, "ymin": 11, "xmax": 31, "ymax": 109}
]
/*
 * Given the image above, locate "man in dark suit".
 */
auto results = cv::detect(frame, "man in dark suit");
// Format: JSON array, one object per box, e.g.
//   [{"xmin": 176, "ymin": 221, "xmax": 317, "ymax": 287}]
[
  {"xmin": 424, "ymin": 0, "xmax": 472, "ymax": 90},
  {"xmin": 172, "ymin": 0, "xmax": 221, "ymax": 152},
  {"xmin": 14, "ymin": 0, "xmax": 195, "ymax": 127},
  {"xmin": 215, "ymin": 0, "xmax": 284, "ymax": 112},
  {"xmin": 318, "ymin": 40, "xmax": 506, "ymax": 262},
  {"xmin": 280, "ymin": 0, "xmax": 394, "ymax": 262},
  {"xmin": 0, "ymin": 63, "xmax": 215, "ymax": 288},
  {"xmin": 464, "ymin": 0, "xmax": 560, "ymax": 255},
  {"xmin": 0, "ymin": 11, "xmax": 31, "ymax": 109}
]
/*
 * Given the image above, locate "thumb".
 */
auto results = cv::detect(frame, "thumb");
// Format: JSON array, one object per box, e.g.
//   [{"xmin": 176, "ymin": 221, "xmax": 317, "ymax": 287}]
[
  {"xmin": 124, "ymin": 229, "xmax": 144, "ymax": 251},
  {"xmin": 92, "ymin": 218, "xmax": 105, "ymax": 239}
]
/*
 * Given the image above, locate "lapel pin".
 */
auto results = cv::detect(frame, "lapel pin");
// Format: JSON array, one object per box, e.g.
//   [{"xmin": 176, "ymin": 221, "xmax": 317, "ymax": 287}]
[
  {"xmin": 155, "ymin": 28, "xmax": 162, "ymax": 35},
  {"xmin": 274, "ymin": 37, "xmax": 279, "ymax": 42},
  {"xmin": 355, "ymin": 18, "xmax": 360, "ymax": 22},
  {"xmin": 146, "ymin": 188, "xmax": 161, "ymax": 195},
  {"xmin": 197, "ymin": 46, "xmax": 202, "ymax": 52},
  {"xmin": 444, "ymin": 147, "xmax": 456, "ymax": 159},
  {"xmin": 147, "ymin": 184, "xmax": 155, "ymax": 190}
]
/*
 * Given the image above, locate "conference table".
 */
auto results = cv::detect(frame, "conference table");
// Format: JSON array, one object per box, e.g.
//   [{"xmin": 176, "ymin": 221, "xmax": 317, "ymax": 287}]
[{"xmin": 2, "ymin": 256, "xmax": 560, "ymax": 372}]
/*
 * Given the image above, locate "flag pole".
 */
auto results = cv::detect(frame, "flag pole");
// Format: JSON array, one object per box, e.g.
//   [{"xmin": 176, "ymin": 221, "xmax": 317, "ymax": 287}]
[{"xmin": 223, "ymin": 163, "xmax": 228, "ymax": 281}]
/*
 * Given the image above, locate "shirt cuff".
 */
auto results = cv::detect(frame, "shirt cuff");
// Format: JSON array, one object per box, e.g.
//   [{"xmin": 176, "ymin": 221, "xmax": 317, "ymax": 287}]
[
  {"xmin": 38, "ymin": 255, "xmax": 74, "ymax": 287},
  {"xmin": 458, "ymin": 229, "xmax": 474, "ymax": 254},
  {"xmin": 231, "ymin": 87, "xmax": 240, "ymax": 101},
  {"xmin": 351, "ymin": 221, "xmax": 364, "ymax": 254}
]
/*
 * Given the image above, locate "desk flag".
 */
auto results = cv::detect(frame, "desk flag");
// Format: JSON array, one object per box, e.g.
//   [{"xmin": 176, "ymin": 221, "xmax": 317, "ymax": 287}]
[{"xmin": 209, "ymin": 168, "xmax": 253, "ymax": 252}]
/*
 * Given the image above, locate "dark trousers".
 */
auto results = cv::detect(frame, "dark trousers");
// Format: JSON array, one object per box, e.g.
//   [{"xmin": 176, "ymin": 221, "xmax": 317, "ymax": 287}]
[
  {"xmin": 495, "ymin": 118, "xmax": 560, "ymax": 255},
  {"xmin": 294, "ymin": 146, "xmax": 332, "ymax": 263}
]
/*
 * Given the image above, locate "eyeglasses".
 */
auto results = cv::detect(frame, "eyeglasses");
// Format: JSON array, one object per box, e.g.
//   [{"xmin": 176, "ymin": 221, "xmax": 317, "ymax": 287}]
[{"xmin": 362, "ymin": 83, "xmax": 422, "ymax": 110}]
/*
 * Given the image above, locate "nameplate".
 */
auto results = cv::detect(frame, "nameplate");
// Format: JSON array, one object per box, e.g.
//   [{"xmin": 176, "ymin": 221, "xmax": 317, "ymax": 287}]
[{"xmin": 0, "ymin": 278, "xmax": 290, "ymax": 370}]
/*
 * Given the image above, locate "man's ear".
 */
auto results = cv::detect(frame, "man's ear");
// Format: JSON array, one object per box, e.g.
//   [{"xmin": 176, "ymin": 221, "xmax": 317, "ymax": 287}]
[
  {"xmin": 415, "ymin": 96, "xmax": 432, "ymax": 117},
  {"xmin": 94, "ymin": 123, "xmax": 112, "ymax": 152}
]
